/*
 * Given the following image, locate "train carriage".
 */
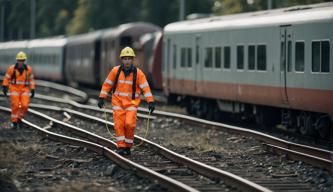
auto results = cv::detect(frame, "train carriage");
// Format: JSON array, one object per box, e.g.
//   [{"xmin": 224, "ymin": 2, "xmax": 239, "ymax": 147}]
[
  {"xmin": 28, "ymin": 37, "xmax": 67, "ymax": 82},
  {"xmin": 65, "ymin": 30, "xmax": 104, "ymax": 86},
  {"xmin": 100, "ymin": 22, "xmax": 161, "ymax": 83},
  {"xmin": 0, "ymin": 41, "xmax": 29, "ymax": 74},
  {"xmin": 139, "ymin": 31, "xmax": 163, "ymax": 89},
  {"xmin": 163, "ymin": 3, "xmax": 333, "ymax": 138}
]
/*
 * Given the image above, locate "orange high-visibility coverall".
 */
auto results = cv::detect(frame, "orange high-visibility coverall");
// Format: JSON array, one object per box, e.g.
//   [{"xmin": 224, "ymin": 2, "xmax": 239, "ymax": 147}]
[
  {"xmin": 2, "ymin": 64, "xmax": 35, "ymax": 123},
  {"xmin": 99, "ymin": 65, "xmax": 154, "ymax": 148}
]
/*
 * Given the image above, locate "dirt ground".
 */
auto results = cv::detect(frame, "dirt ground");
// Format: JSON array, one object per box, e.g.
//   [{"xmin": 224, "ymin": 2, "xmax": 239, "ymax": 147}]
[{"xmin": 0, "ymin": 110, "xmax": 165, "ymax": 192}]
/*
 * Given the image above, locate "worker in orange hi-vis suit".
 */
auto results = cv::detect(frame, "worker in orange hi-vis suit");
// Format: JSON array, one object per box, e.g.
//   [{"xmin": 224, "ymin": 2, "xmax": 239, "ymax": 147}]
[
  {"xmin": 2, "ymin": 51, "xmax": 36, "ymax": 129},
  {"xmin": 98, "ymin": 46, "xmax": 155, "ymax": 156}
]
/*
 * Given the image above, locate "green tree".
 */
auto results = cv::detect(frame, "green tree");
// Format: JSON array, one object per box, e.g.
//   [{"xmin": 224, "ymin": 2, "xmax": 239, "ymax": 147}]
[
  {"xmin": 37, "ymin": 0, "xmax": 77, "ymax": 37},
  {"xmin": 6, "ymin": 0, "xmax": 31, "ymax": 39}
]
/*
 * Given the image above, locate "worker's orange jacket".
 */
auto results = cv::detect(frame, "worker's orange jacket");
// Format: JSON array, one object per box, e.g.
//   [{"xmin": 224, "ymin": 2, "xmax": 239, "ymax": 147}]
[
  {"xmin": 2, "ymin": 64, "xmax": 36, "ymax": 91},
  {"xmin": 99, "ymin": 65, "xmax": 154, "ymax": 109}
]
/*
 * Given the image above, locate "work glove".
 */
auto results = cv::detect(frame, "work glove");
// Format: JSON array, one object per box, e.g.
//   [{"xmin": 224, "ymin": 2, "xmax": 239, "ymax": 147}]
[
  {"xmin": 98, "ymin": 98, "xmax": 105, "ymax": 109},
  {"xmin": 2, "ymin": 86, "xmax": 8, "ymax": 96},
  {"xmin": 148, "ymin": 102, "xmax": 155, "ymax": 114},
  {"xmin": 30, "ymin": 89, "xmax": 35, "ymax": 98}
]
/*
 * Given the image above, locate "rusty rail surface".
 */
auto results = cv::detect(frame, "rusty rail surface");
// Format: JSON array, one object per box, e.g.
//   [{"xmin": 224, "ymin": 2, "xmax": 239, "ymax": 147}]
[
  {"xmin": 0, "ymin": 106, "xmax": 198, "ymax": 192},
  {"xmin": 26, "ymin": 103, "xmax": 271, "ymax": 192},
  {"xmin": 141, "ymin": 109, "xmax": 332, "ymax": 162}
]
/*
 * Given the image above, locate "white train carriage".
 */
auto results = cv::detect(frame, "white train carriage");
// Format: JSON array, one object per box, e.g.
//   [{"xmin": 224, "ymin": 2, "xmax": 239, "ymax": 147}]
[
  {"xmin": 0, "ymin": 41, "xmax": 29, "ymax": 74},
  {"xmin": 28, "ymin": 37, "xmax": 67, "ymax": 82},
  {"xmin": 163, "ymin": 3, "xmax": 333, "ymax": 138},
  {"xmin": 65, "ymin": 30, "xmax": 104, "ymax": 86}
]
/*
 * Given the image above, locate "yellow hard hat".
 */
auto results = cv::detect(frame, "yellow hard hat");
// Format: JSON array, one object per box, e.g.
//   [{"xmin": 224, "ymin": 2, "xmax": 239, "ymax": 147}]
[
  {"xmin": 119, "ymin": 47, "xmax": 135, "ymax": 58},
  {"xmin": 16, "ymin": 51, "xmax": 27, "ymax": 60}
]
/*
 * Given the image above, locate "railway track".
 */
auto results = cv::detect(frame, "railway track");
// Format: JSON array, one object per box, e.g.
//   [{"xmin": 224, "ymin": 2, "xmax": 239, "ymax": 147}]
[
  {"xmin": 29, "ymin": 100, "xmax": 332, "ymax": 191},
  {"xmin": 19, "ymin": 93, "xmax": 332, "ymax": 170},
  {"xmin": 0, "ymin": 105, "xmax": 271, "ymax": 192},
  {"xmin": 1, "ymin": 81, "xmax": 332, "ymax": 191}
]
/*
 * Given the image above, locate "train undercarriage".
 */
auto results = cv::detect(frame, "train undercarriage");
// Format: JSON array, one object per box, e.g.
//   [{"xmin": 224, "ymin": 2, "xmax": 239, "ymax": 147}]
[{"xmin": 168, "ymin": 94, "xmax": 333, "ymax": 141}]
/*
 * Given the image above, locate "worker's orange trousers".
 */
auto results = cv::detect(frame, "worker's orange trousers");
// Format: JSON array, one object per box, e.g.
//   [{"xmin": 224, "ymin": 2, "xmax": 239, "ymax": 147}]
[
  {"xmin": 113, "ymin": 109, "xmax": 137, "ymax": 148},
  {"xmin": 9, "ymin": 87, "xmax": 30, "ymax": 123}
]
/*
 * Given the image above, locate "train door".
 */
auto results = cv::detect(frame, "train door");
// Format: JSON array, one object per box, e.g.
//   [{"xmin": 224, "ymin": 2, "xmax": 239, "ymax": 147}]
[
  {"xmin": 164, "ymin": 38, "xmax": 171, "ymax": 95},
  {"xmin": 279, "ymin": 25, "xmax": 293, "ymax": 106},
  {"xmin": 195, "ymin": 35, "xmax": 202, "ymax": 93}
]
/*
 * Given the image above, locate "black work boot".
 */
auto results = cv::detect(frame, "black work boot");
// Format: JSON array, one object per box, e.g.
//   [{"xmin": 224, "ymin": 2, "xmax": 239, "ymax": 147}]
[
  {"xmin": 116, "ymin": 148, "xmax": 126, "ymax": 155},
  {"xmin": 125, "ymin": 147, "xmax": 131, "ymax": 155},
  {"xmin": 11, "ymin": 122, "xmax": 18, "ymax": 129},
  {"xmin": 116, "ymin": 148, "xmax": 131, "ymax": 156}
]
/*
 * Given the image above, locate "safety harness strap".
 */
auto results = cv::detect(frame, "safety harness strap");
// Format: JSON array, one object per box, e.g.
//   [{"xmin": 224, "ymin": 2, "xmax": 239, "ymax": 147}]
[
  {"xmin": 112, "ymin": 64, "xmax": 137, "ymax": 101},
  {"xmin": 132, "ymin": 67, "xmax": 137, "ymax": 101},
  {"xmin": 112, "ymin": 65, "xmax": 123, "ymax": 94},
  {"xmin": 11, "ymin": 63, "xmax": 29, "ymax": 86}
]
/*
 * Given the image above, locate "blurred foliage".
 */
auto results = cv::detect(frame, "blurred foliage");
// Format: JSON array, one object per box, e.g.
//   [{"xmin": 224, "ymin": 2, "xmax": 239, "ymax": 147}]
[
  {"xmin": 1, "ymin": 0, "xmax": 332, "ymax": 41},
  {"xmin": 67, "ymin": 0, "xmax": 214, "ymax": 35}
]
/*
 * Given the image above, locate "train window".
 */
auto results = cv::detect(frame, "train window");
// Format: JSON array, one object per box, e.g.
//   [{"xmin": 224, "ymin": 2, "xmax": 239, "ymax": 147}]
[
  {"xmin": 312, "ymin": 41, "xmax": 320, "ymax": 72},
  {"xmin": 196, "ymin": 45, "xmax": 199, "ymax": 63},
  {"xmin": 173, "ymin": 45, "xmax": 177, "ymax": 69},
  {"xmin": 204, "ymin": 47, "xmax": 213, "ymax": 68},
  {"xmin": 321, "ymin": 41, "xmax": 330, "ymax": 72},
  {"xmin": 248, "ymin": 45, "xmax": 255, "ymax": 70},
  {"xmin": 257, "ymin": 45, "xmax": 266, "ymax": 71},
  {"xmin": 215, "ymin": 47, "xmax": 222, "ymax": 68},
  {"xmin": 295, "ymin": 42, "xmax": 305, "ymax": 72},
  {"xmin": 237, "ymin": 45, "xmax": 244, "ymax": 70},
  {"xmin": 287, "ymin": 41, "xmax": 292, "ymax": 72},
  {"xmin": 181, "ymin": 48, "xmax": 186, "ymax": 68},
  {"xmin": 195, "ymin": 37, "xmax": 200, "ymax": 64},
  {"xmin": 280, "ymin": 42, "xmax": 285, "ymax": 72},
  {"xmin": 162, "ymin": 42, "xmax": 165, "ymax": 72},
  {"xmin": 166, "ymin": 39, "xmax": 170, "ymax": 72},
  {"xmin": 224, "ymin": 46, "xmax": 230, "ymax": 69},
  {"xmin": 187, "ymin": 48, "xmax": 192, "ymax": 68},
  {"xmin": 120, "ymin": 36, "xmax": 132, "ymax": 47}
]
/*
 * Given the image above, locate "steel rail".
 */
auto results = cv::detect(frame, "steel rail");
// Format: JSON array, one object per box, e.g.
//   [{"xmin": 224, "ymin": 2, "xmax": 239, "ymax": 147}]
[
  {"xmin": 0, "ymin": 76, "xmax": 88, "ymax": 103},
  {"xmin": 28, "ymin": 101, "xmax": 333, "ymax": 172},
  {"xmin": 264, "ymin": 143, "xmax": 332, "ymax": 170},
  {"xmin": 27, "ymin": 103, "xmax": 271, "ymax": 192},
  {"xmin": 0, "ymin": 106, "xmax": 198, "ymax": 192},
  {"xmin": 32, "ymin": 94, "xmax": 154, "ymax": 120},
  {"xmin": 141, "ymin": 109, "xmax": 332, "ymax": 162},
  {"xmin": 35, "ymin": 79, "xmax": 88, "ymax": 103},
  {"xmin": 10, "ymin": 96, "xmax": 331, "ymax": 172}
]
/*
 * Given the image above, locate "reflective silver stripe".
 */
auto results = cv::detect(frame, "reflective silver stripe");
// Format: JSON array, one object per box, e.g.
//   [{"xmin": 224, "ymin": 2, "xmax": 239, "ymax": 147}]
[
  {"xmin": 5, "ymin": 74, "xmax": 11, "ymax": 78},
  {"xmin": 112, "ymin": 106, "xmax": 123, "ymax": 110},
  {"xmin": 22, "ymin": 92, "xmax": 30, "ymax": 96},
  {"xmin": 114, "ymin": 91, "xmax": 139, "ymax": 98},
  {"xmin": 125, "ymin": 138, "xmax": 133, "ymax": 144},
  {"xmin": 144, "ymin": 92, "xmax": 152, "ymax": 97},
  {"xmin": 11, "ymin": 114, "xmax": 18, "ymax": 118},
  {"xmin": 118, "ymin": 80, "xmax": 133, "ymax": 85},
  {"xmin": 105, "ymin": 79, "xmax": 113, "ymax": 85},
  {"xmin": 125, "ymin": 106, "xmax": 137, "ymax": 111},
  {"xmin": 9, "ymin": 92, "xmax": 19, "ymax": 96},
  {"xmin": 116, "ymin": 136, "xmax": 125, "ymax": 141},
  {"xmin": 12, "ymin": 81, "xmax": 30, "ymax": 85},
  {"xmin": 139, "ymin": 82, "xmax": 149, "ymax": 89},
  {"xmin": 100, "ymin": 91, "xmax": 108, "ymax": 95}
]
